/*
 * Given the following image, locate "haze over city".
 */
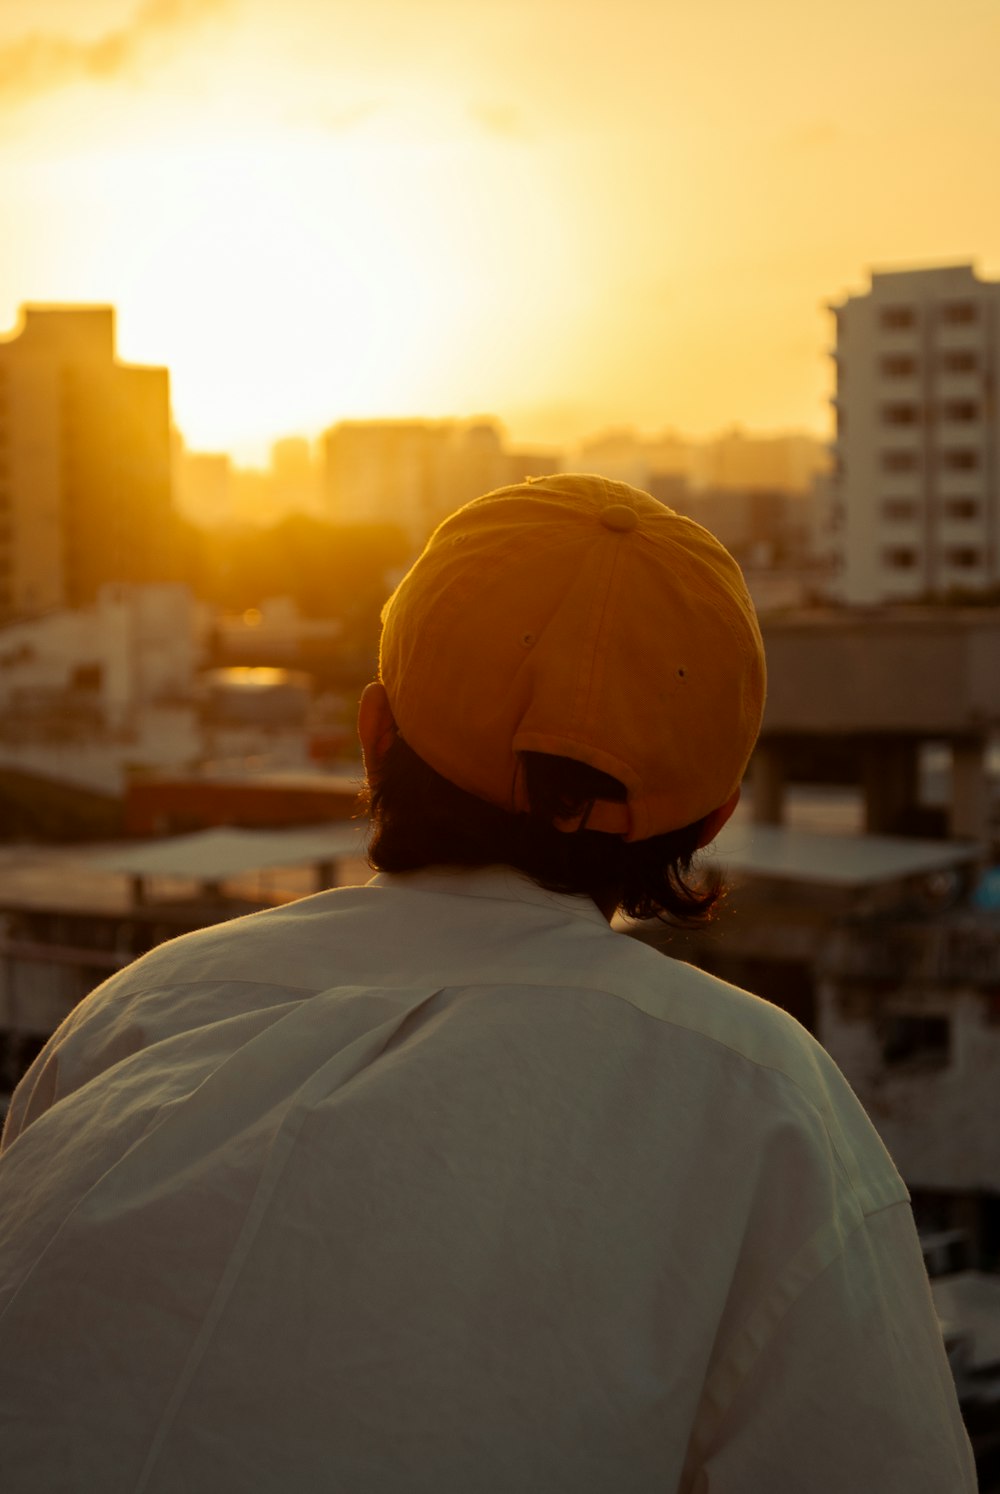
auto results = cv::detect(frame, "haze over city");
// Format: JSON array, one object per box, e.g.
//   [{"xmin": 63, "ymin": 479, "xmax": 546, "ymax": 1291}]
[
  {"xmin": 3, "ymin": 7, "xmax": 1000, "ymax": 1486},
  {"xmin": 2, "ymin": 0, "xmax": 1000, "ymax": 463}
]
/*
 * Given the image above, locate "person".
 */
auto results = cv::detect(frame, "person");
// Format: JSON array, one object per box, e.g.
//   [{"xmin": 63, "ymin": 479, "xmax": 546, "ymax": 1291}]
[{"xmin": 0, "ymin": 474, "xmax": 976, "ymax": 1492}]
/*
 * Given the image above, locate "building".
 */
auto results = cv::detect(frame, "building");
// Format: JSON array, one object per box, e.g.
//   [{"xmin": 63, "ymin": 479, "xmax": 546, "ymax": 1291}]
[
  {"xmin": 0, "ymin": 305, "xmax": 175, "ymax": 619},
  {"xmin": 693, "ymin": 427, "xmax": 827, "ymax": 495},
  {"xmin": 323, "ymin": 419, "xmax": 462, "ymax": 546},
  {"xmin": 630, "ymin": 821, "xmax": 1000, "ymax": 1281},
  {"xmin": 575, "ymin": 428, "xmax": 653, "ymax": 489},
  {"xmin": 0, "ymin": 583, "xmax": 197, "ymax": 737},
  {"xmin": 270, "ymin": 436, "xmax": 322, "ymax": 517},
  {"xmin": 322, "ymin": 418, "xmax": 559, "ymax": 550},
  {"xmin": 174, "ymin": 448, "xmax": 233, "ymax": 527},
  {"xmin": 0, "ymin": 583, "xmax": 203, "ymax": 812},
  {"xmin": 829, "ymin": 264, "xmax": 1000, "ymax": 605},
  {"xmin": 751, "ymin": 609, "xmax": 1000, "ymax": 841},
  {"xmin": 819, "ymin": 897, "xmax": 1000, "ymax": 1266}
]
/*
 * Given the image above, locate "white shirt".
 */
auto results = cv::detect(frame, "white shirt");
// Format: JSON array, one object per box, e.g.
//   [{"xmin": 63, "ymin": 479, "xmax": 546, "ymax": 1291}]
[{"xmin": 0, "ymin": 868, "xmax": 977, "ymax": 1492}]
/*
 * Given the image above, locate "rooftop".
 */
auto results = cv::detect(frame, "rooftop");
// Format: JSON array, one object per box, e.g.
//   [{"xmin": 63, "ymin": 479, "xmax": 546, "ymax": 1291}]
[{"xmin": 712, "ymin": 823, "xmax": 981, "ymax": 889}]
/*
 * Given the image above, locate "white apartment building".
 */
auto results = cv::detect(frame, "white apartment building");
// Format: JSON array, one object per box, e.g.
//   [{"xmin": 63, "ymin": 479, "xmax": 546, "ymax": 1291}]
[
  {"xmin": 829, "ymin": 263, "xmax": 1000, "ymax": 605},
  {"xmin": 0, "ymin": 583, "xmax": 197, "ymax": 729}
]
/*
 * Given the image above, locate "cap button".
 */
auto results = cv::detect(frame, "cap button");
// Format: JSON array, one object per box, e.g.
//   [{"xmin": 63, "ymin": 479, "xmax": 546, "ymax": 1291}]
[{"xmin": 599, "ymin": 503, "xmax": 638, "ymax": 533}]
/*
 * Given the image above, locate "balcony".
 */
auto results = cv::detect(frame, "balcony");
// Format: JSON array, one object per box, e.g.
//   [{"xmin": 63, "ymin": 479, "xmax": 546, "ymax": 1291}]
[
  {"xmin": 935, "ymin": 370, "xmax": 981, "ymax": 401},
  {"xmin": 881, "ymin": 432, "xmax": 923, "ymax": 457},
  {"xmin": 877, "ymin": 376, "xmax": 921, "ymax": 403},
  {"xmin": 935, "ymin": 324, "xmax": 985, "ymax": 356}
]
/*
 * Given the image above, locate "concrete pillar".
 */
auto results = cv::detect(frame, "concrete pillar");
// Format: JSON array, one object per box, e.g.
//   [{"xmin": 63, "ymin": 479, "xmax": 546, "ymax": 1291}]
[
  {"xmin": 862, "ymin": 737, "xmax": 919, "ymax": 835},
  {"xmin": 950, "ymin": 739, "xmax": 989, "ymax": 841},
  {"xmin": 749, "ymin": 741, "xmax": 786, "ymax": 825}
]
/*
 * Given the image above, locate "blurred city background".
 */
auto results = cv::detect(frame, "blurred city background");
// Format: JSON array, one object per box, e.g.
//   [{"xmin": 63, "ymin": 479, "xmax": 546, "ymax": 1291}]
[{"xmin": 1, "ymin": 0, "xmax": 1000, "ymax": 1481}]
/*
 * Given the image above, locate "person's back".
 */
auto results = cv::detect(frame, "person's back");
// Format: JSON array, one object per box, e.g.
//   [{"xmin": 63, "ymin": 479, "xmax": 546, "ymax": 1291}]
[{"xmin": 0, "ymin": 476, "xmax": 977, "ymax": 1490}]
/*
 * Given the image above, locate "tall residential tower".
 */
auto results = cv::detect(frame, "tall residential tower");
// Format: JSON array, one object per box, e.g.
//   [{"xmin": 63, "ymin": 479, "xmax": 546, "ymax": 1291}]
[
  {"xmin": 829, "ymin": 264, "xmax": 1000, "ymax": 604},
  {"xmin": 0, "ymin": 306, "xmax": 174, "ymax": 620}
]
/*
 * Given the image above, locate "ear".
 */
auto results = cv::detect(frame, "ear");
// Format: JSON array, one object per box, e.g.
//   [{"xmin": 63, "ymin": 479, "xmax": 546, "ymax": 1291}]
[
  {"xmin": 358, "ymin": 681, "xmax": 398, "ymax": 780},
  {"xmin": 695, "ymin": 786, "xmax": 741, "ymax": 850}
]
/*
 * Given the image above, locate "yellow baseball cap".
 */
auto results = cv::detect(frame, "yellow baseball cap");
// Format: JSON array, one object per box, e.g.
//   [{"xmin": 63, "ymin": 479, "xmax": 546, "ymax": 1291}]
[{"xmin": 379, "ymin": 473, "xmax": 766, "ymax": 840}]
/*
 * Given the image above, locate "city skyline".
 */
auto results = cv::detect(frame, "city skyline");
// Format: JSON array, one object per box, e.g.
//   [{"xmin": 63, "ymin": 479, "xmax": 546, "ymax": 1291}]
[{"xmin": 1, "ymin": 1, "xmax": 1000, "ymax": 462}]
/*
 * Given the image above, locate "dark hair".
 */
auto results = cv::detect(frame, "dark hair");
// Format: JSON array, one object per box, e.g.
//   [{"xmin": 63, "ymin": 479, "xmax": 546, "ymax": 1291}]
[{"xmin": 359, "ymin": 733, "xmax": 724, "ymax": 924}]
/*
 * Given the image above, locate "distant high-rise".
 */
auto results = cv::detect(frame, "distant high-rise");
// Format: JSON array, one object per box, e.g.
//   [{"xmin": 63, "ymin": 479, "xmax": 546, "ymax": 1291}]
[
  {"xmin": 828, "ymin": 264, "xmax": 1000, "ymax": 604},
  {"xmin": 0, "ymin": 305, "xmax": 174, "ymax": 619},
  {"xmin": 322, "ymin": 419, "xmax": 514, "ymax": 548}
]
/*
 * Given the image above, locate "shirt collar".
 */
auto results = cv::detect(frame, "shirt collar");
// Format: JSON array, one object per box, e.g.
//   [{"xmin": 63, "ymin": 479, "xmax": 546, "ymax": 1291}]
[{"xmin": 366, "ymin": 866, "xmax": 611, "ymax": 927}]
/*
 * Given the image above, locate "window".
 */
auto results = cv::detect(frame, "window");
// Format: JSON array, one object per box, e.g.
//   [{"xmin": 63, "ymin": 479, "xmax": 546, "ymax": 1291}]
[
  {"xmin": 881, "ymin": 354, "xmax": 918, "ymax": 377},
  {"xmin": 882, "ymin": 450, "xmax": 919, "ymax": 473},
  {"xmin": 882, "ymin": 498, "xmax": 917, "ymax": 521},
  {"xmin": 881, "ymin": 306, "xmax": 916, "ymax": 330},
  {"xmin": 882, "ymin": 403, "xmax": 920, "ymax": 426},
  {"xmin": 883, "ymin": 547, "xmax": 918, "ymax": 569},
  {"xmin": 946, "ymin": 547, "xmax": 982, "ymax": 569},
  {"xmin": 942, "ymin": 400, "xmax": 979, "ymax": 423},
  {"xmin": 941, "ymin": 350, "xmax": 978, "ymax": 373},
  {"xmin": 941, "ymin": 301, "xmax": 978, "ymax": 325},
  {"xmin": 945, "ymin": 497, "xmax": 979, "ymax": 520},
  {"xmin": 941, "ymin": 449, "xmax": 979, "ymax": 471},
  {"xmin": 881, "ymin": 1014, "xmax": 950, "ymax": 1069}
]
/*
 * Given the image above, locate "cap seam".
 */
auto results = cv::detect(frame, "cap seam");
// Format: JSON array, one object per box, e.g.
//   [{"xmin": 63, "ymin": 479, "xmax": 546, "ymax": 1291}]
[{"xmin": 572, "ymin": 526, "xmax": 629, "ymax": 748}]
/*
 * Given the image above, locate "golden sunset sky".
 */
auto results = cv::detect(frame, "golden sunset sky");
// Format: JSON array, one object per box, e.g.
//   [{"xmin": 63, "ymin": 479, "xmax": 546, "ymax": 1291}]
[{"xmin": 2, "ymin": 0, "xmax": 999, "ymax": 463}]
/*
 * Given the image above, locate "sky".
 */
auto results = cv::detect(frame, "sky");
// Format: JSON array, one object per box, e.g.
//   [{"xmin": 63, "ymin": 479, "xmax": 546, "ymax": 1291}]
[{"xmin": 1, "ymin": 0, "xmax": 999, "ymax": 464}]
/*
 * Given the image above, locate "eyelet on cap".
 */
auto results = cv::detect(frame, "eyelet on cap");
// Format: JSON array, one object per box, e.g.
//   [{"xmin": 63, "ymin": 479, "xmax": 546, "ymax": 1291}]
[{"xmin": 599, "ymin": 503, "xmax": 638, "ymax": 533}]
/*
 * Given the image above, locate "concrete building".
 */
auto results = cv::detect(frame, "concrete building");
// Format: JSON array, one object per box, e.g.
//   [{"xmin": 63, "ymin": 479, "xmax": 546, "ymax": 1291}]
[
  {"xmin": 829, "ymin": 264, "xmax": 1000, "ymax": 604},
  {"xmin": 819, "ymin": 902, "xmax": 1000, "ymax": 1262},
  {"xmin": 0, "ymin": 584, "xmax": 202, "ymax": 802},
  {"xmin": 270, "ymin": 436, "xmax": 322, "ymax": 518},
  {"xmin": 0, "ymin": 305, "xmax": 175, "ymax": 619},
  {"xmin": 322, "ymin": 418, "xmax": 553, "ymax": 549},
  {"xmin": 575, "ymin": 429, "xmax": 653, "ymax": 490},
  {"xmin": 752, "ymin": 609, "xmax": 1000, "ymax": 841},
  {"xmin": 0, "ymin": 583, "xmax": 197, "ymax": 733},
  {"xmin": 174, "ymin": 448, "xmax": 234, "ymax": 527},
  {"xmin": 323, "ymin": 420, "xmax": 462, "ymax": 547},
  {"xmin": 694, "ymin": 427, "xmax": 827, "ymax": 495}
]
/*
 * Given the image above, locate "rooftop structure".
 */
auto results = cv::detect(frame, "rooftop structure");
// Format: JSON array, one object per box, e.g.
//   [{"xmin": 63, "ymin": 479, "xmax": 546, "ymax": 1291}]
[{"xmin": 754, "ymin": 608, "xmax": 1000, "ymax": 841}]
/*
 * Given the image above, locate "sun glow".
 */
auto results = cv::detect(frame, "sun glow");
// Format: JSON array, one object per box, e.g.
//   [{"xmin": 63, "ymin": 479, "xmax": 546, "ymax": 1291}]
[
  {"xmin": 8, "ymin": 111, "xmax": 591, "ymax": 460},
  {"xmin": 3, "ymin": 0, "xmax": 1000, "ymax": 458}
]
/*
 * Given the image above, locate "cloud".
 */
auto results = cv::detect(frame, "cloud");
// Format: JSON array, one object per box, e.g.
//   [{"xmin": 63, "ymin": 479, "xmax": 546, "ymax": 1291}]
[{"xmin": 0, "ymin": 0, "xmax": 229, "ymax": 103}]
